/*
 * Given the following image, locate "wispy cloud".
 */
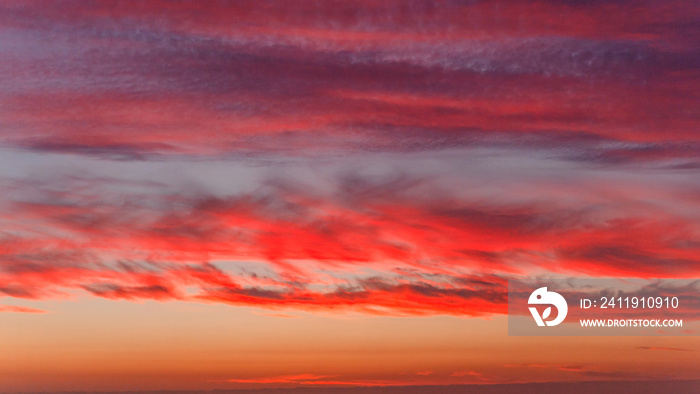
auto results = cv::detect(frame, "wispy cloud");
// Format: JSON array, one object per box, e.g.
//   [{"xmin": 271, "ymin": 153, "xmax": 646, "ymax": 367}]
[
  {"xmin": 0, "ymin": 1, "xmax": 697, "ymax": 162},
  {"xmin": 1, "ymin": 167, "xmax": 699, "ymax": 316},
  {"xmin": 637, "ymin": 346, "xmax": 695, "ymax": 352},
  {"xmin": 0, "ymin": 304, "xmax": 47, "ymax": 313}
]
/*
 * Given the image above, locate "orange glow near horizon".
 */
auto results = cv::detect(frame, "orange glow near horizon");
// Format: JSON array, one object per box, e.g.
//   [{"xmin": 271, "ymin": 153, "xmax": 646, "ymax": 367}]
[{"xmin": 1, "ymin": 299, "xmax": 699, "ymax": 392}]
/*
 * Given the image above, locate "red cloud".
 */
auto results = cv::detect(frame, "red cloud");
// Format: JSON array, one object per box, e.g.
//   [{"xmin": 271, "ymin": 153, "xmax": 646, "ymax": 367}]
[
  {"xmin": 1, "ymin": 172, "xmax": 699, "ymax": 317},
  {"xmin": 225, "ymin": 374, "xmax": 333, "ymax": 384}
]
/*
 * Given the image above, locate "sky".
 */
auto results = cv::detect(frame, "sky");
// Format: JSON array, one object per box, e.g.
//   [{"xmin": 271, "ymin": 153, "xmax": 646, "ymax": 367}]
[{"xmin": 0, "ymin": 0, "xmax": 699, "ymax": 392}]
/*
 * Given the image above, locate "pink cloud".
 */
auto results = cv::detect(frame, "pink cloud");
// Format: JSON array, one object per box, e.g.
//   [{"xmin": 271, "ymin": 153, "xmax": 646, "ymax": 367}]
[{"xmin": 0, "ymin": 305, "xmax": 47, "ymax": 313}]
